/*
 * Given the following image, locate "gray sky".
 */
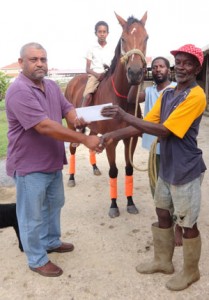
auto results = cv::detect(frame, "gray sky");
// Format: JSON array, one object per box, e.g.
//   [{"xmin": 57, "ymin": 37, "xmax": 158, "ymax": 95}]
[{"xmin": 1, "ymin": 0, "xmax": 208, "ymax": 69}]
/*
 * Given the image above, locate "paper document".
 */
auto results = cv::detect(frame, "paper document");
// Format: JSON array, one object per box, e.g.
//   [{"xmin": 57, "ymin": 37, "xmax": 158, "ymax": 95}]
[{"xmin": 76, "ymin": 103, "xmax": 112, "ymax": 122}]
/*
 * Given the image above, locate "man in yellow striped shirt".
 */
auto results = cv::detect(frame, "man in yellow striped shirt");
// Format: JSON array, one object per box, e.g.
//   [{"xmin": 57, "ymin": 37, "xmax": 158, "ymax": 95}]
[{"xmin": 101, "ymin": 44, "xmax": 206, "ymax": 291}]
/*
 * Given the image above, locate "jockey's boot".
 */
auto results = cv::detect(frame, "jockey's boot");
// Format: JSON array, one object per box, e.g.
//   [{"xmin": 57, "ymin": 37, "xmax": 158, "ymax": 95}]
[
  {"xmin": 136, "ymin": 223, "xmax": 174, "ymax": 274},
  {"xmin": 166, "ymin": 234, "xmax": 201, "ymax": 291}
]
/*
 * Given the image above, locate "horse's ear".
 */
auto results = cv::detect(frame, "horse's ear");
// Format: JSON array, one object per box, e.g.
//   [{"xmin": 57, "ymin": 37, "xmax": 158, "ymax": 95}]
[
  {"xmin": 114, "ymin": 11, "xmax": 127, "ymax": 28},
  {"xmin": 140, "ymin": 11, "xmax": 147, "ymax": 26}
]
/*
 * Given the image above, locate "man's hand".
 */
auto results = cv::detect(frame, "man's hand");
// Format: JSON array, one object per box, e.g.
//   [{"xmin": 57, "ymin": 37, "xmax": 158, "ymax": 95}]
[
  {"xmin": 101, "ymin": 105, "xmax": 126, "ymax": 121},
  {"xmin": 100, "ymin": 133, "xmax": 114, "ymax": 147},
  {"xmin": 84, "ymin": 135, "xmax": 104, "ymax": 153},
  {"xmin": 74, "ymin": 116, "xmax": 89, "ymax": 130}
]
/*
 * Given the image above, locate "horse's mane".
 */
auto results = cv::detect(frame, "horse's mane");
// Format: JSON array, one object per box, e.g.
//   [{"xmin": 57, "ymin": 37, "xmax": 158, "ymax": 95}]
[
  {"xmin": 127, "ymin": 16, "xmax": 141, "ymax": 26},
  {"xmin": 105, "ymin": 16, "xmax": 141, "ymax": 79}
]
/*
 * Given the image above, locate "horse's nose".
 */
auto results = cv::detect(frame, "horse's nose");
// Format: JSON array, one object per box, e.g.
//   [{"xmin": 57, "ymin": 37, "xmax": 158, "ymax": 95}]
[{"xmin": 127, "ymin": 67, "xmax": 144, "ymax": 84}]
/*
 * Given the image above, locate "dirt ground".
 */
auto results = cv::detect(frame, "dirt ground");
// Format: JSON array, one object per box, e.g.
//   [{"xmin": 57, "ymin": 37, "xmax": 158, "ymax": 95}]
[{"xmin": 0, "ymin": 115, "xmax": 209, "ymax": 300}]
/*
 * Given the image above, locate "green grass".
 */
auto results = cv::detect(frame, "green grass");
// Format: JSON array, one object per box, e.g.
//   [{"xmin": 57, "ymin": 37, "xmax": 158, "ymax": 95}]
[
  {"xmin": 0, "ymin": 100, "xmax": 8, "ymax": 158},
  {"xmin": 0, "ymin": 99, "xmax": 5, "ymax": 110}
]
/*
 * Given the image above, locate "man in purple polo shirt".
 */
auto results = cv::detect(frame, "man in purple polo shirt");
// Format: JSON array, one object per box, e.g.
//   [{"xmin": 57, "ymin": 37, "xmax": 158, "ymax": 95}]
[{"xmin": 5, "ymin": 42, "xmax": 102, "ymax": 277}]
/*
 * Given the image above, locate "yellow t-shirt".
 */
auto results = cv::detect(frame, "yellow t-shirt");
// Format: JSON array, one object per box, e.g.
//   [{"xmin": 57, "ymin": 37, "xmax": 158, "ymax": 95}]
[
  {"xmin": 144, "ymin": 84, "xmax": 207, "ymax": 184},
  {"xmin": 144, "ymin": 85, "xmax": 206, "ymax": 138}
]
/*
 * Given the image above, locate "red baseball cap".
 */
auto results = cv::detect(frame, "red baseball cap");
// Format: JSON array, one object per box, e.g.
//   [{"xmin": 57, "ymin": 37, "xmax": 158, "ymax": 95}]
[{"xmin": 170, "ymin": 44, "xmax": 204, "ymax": 66}]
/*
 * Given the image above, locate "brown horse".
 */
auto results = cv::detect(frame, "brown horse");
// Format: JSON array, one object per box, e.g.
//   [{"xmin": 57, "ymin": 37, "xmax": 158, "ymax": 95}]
[{"xmin": 65, "ymin": 12, "xmax": 148, "ymax": 218}]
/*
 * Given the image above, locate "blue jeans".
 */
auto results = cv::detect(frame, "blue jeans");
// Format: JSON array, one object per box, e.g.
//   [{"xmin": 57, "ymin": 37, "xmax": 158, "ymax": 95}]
[{"xmin": 15, "ymin": 171, "xmax": 65, "ymax": 268}]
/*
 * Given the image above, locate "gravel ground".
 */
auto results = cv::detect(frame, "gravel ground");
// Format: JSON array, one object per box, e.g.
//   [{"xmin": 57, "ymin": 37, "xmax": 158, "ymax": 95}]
[{"xmin": 0, "ymin": 116, "xmax": 209, "ymax": 299}]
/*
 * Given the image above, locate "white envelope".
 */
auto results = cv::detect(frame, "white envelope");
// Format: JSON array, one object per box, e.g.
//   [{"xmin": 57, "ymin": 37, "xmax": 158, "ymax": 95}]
[{"xmin": 76, "ymin": 103, "xmax": 113, "ymax": 122}]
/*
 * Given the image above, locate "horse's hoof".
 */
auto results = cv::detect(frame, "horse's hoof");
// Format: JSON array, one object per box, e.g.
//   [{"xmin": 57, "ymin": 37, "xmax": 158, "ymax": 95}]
[
  {"xmin": 68, "ymin": 180, "xmax": 76, "ymax": 187},
  {"xmin": 93, "ymin": 168, "xmax": 101, "ymax": 176},
  {"xmin": 127, "ymin": 205, "xmax": 139, "ymax": 214},
  {"xmin": 108, "ymin": 207, "xmax": 120, "ymax": 218}
]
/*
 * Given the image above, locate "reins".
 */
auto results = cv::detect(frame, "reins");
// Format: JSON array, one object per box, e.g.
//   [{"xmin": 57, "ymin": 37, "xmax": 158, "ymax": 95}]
[
  {"xmin": 112, "ymin": 45, "xmax": 152, "ymax": 172},
  {"xmin": 148, "ymin": 137, "xmax": 158, "ymax": 190},
  {"xmin": 120, "ymin": 47, "xmax": 149, "ymax": 171},
  {"xmin": 128, "ymin": 86, "xmax": 158, "ymax": 174},
  {"xmin": 128, "ymin": 83, "xmax": 149, "ymax": 171},
  {"xmin": 111, "ymin": 77, "xmax": 127, "ymax": 99}
]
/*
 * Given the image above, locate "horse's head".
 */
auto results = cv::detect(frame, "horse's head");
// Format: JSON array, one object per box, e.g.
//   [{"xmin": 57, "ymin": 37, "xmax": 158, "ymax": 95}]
[{"xmin": 115, "ymin": 12, "xmax": 148, "ymax": 85}]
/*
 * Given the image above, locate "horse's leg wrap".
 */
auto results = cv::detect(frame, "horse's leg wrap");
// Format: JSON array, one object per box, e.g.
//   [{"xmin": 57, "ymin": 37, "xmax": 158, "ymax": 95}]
[
  {"xmin": 69, "ymin": 154, "xmax": 75, "ymax": 174},
  {"xmin": 89, "ymin": 150, "xmax": 96, "ymax": 165},
  {"xmin": 125, "ymin": 175, "xmax": 133, "ymax": 197},
  {"xmin": 110, "ymin": 177, "xmax": 117, "ymax": 199},
  {"xmin": 89, "ymin": 150, "xmax": 101, "ymax": 175},
  {"xmin": 109, "ymin": 178, "xmax": 119, "ymax": 218},
  {"xmin": 125, "ymin": 166, "xmax": 138, "ymax": 214}
]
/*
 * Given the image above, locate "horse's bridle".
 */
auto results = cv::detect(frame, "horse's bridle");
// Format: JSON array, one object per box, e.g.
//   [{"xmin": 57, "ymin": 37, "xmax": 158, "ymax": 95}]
[
  {"xmin": 120, "ymin": 48, "xmax": 146, "ymax": 66},
  {"xmin": 111, "ymin": 42, "xmax": 147, "ymax": 99},
  {"xmin": 120, "ymin": 35, "xmax": 146, "ymax": 66}
]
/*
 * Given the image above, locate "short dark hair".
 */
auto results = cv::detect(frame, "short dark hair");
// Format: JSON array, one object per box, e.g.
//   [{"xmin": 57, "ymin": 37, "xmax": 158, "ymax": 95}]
[
  {"xmin": 95, "ymin": 21, "xmax": 109, "ymax": 34},
  {"xmin": 151, "ymin": 56, "xmax": 170, "ymax": 69}
]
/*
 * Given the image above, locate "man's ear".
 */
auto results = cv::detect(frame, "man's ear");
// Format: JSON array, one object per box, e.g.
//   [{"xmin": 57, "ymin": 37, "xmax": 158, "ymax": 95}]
[
  {"xmin": 18, "ymin": 58, "xmax": 23, "ymax": 68},
  {"xmin": 195, "ymin": 65, "xmax": 202, "ymax": 75}
]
